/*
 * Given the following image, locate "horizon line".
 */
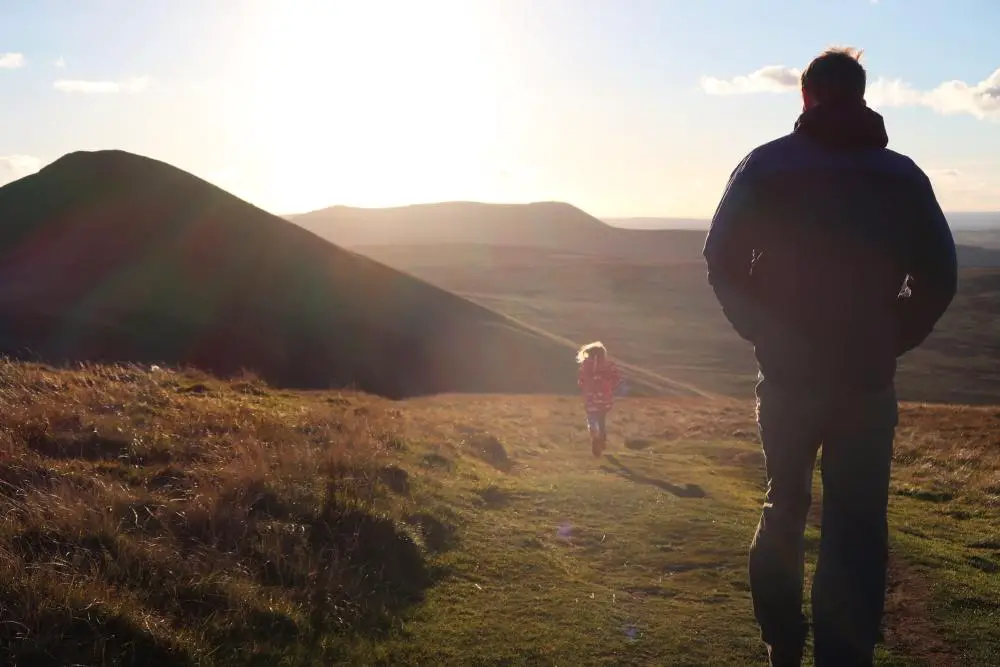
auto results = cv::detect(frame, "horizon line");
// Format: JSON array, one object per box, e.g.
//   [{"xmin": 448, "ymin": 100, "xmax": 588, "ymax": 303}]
[{"xmin": 280, "ymin": 201, "xmax": 1000, "ymax": 222}]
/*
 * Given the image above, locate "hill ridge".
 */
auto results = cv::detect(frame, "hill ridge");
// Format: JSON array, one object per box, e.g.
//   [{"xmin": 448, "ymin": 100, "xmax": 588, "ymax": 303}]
[
  {"xmin": 0, "ymin": 149, "xmax": 690, "ymax": 398},
  {"xmin": 291, "ymin": 200, "xmax": 1000, "ymax": 268}
]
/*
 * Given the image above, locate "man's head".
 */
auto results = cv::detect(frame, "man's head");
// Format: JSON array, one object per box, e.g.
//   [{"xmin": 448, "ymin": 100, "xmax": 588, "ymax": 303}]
[{"xmin": 801, "ymin": 47, "xmax": 866, "ymax": 110}]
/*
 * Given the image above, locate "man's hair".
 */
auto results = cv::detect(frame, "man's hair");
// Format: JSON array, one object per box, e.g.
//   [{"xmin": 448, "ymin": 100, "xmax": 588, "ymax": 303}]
[{"xmin": 800, "ymin": 47, "xmax": 866, "ymax": 103}]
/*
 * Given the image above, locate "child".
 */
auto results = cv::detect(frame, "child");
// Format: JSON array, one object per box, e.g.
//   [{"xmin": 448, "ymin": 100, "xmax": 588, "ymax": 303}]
[{"xmin": 576, "ymin": 341, "xmax": 622, "ymax": 456}]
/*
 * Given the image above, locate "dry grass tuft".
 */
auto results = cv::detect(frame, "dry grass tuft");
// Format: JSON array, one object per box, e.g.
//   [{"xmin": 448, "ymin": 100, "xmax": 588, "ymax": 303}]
[
  {"xmin": 0, "ymin": 360, "xmax": 426, "ymax": 666},
  {"xmin": 894, "ymin": 404, "xmax": 1000, "ymax": 504}
]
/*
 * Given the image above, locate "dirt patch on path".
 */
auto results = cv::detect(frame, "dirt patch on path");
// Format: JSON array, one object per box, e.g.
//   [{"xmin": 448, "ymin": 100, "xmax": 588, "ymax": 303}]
[{"xmin": 882, "ymin": 553, "xmax": 957, "ymax": 667}]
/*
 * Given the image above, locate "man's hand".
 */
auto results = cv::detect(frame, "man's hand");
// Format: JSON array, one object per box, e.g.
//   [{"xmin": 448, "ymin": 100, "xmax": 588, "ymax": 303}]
[{"xmin": 896, "ymin": 171, "xmax": 958, "ymax": 356}]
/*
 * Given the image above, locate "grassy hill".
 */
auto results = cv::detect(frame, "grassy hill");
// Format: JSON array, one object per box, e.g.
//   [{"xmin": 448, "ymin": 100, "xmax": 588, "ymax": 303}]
[
  {"xmin": 603, "ymin": 216, "xmax": 708, "ymax": 229},
  {"xmin": 291, "ymin": 202, "xmax": 1000, "ymax": 268},
  {"xmin": 0, "ymin": 151, "xmax": 685, "ymax": 399},
  {"xmin": 605, "ymin": 212, "xmax": 1000, "ymax": 234},
  {"xmin": 289, "ymin": 202, "xmax": 711, "ymax": 264},
  {"xmin": 349, "ymin": 244, "xmax": 1000, "ymax": 405},
  {"xmin": 0, "ymin": 360, "xmax": 995, "ymax": 665},
  {"xmin": 954, "ymin": 228, "xmax": 1000, "ymax": 251},
  {"xmin": 290, "ymin": 201, "xmax": 609, "ymax": 248}
]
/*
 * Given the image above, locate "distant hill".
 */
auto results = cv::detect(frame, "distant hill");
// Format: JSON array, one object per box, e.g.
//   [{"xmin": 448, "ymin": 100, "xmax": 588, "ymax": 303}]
[
  {"xmin": 604, "ymin": 217, "xmax": 708, "ymax": 230},
  {"xmin": 293, "ymin": 202, "xmax": 1000, "ymax": 268},
  {"xmin": 289, "ymin": 202, "xmax": 607, "ymax": 248},
  {"xmin": 954, "ymin": 228, "xmax": 1000, "ymax": 250},
  {"xmin": 956, "ymin": 243, "xmax": 1000, "ymax": 267},
  {"xmin": 605, "ymin": 211, "xmax": 1000, "ymax": 232},
  {"xmin": 0, "ymin": 151, "xmax": 685, "ymax": 398},
  {"xmin": 289, "ymin": 202, "xmax": 709, "ymax": 264},
  {"xmin": 947, "ymin": 211, "xmax": 1000, "ymax": 230}
]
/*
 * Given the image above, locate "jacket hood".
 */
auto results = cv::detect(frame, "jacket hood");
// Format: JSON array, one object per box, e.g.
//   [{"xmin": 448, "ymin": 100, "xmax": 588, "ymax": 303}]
[{"xmin": 794, "ymin": 102, "xmax": 889, "ymax": 151}]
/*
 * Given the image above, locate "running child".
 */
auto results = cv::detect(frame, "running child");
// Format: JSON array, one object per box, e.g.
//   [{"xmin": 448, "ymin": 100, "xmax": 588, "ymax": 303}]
[{"xmin": 576, "ymin": 341, "xmax": 622, "ymax": 456}]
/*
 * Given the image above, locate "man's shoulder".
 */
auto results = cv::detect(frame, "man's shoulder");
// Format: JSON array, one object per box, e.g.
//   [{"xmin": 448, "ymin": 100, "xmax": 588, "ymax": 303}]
[
  {"xmin": 741, "ymin": 134, "xmax": 928, "ymax": 182},
  {"xmin": 747, "ymin": 133, "xmax": 801, "ymax": 162},
  {"xmin": 735, "ymin": 134, "xmax": 807, "ymax": 179},
  {"xmin": 752, "ymin": 133, "xmax": 800, "ymax": 156},
  {"xmin": 872, "ymin": 148, "xmax": 929, "ymax": 181}
]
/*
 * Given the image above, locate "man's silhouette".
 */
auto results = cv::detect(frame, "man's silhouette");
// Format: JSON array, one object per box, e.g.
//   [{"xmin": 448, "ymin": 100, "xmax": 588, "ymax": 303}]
[{"xmin": 703, "ymin": 48, "xmax": 957, "ymax": 667}]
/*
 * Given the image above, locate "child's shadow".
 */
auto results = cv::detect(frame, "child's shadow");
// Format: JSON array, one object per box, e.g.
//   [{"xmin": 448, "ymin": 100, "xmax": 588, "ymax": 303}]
[{"xmin": 602, "ymin": 454, "xmax": 707, "ymax": 499}]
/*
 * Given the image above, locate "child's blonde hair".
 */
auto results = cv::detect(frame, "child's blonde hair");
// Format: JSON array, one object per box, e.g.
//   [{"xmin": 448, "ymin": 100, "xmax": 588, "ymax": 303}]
[{"xmin": 576, "ymin": 341, "xmax": 607, "ymax": 364}]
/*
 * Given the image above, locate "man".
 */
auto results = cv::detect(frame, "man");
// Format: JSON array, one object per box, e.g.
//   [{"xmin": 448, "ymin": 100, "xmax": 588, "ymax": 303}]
[{"xmin": 703, "ymin": 48, "xmax": 957, "ymax": 667}]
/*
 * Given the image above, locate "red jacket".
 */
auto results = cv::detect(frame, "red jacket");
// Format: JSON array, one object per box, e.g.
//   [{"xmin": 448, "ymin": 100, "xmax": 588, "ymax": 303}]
[{"xmin": 578, "ymin": 357, "xmax": 621, "ymax": 413}]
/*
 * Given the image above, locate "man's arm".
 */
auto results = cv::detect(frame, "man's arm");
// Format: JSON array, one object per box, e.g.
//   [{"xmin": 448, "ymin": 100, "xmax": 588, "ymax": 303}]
[
  {"xmin": 703, "ymin": 154, "xmax": 764, "ymax": 343},
  {"xmin": 896, "ymin": 170, "xmax": 958, "ymax": 356}
]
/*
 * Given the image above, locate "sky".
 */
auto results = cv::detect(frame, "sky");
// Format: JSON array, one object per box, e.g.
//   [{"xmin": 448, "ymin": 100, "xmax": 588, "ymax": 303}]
[{"xmin": 0, "ymin": 0, "xmax": 998, "ymax": 219}]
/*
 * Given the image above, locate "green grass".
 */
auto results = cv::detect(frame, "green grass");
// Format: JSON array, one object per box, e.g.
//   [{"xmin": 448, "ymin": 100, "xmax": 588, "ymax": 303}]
[
  {"xmin": 0, "ymin": 363, "xmax": 996, "ymax": 665},
  {"xmin": 343, "ymin": 397, "xmax": 997, "ymax": 666},
  {"xmin": 346, "ymin": 399, "xmax": 764, "ymax": 665},
  {"xmin": 883, "ymin": 404, "xmax": 1000, "ymax": 667}
]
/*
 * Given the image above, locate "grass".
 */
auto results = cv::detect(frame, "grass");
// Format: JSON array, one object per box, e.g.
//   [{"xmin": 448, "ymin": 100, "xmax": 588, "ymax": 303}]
[
  {"xmin": 353, "ymin": 396, "xmax": 766, "ymax": 666},
  {"xmin": 884, "ymin": 405, "xmax": 1000, "ymax": 666},
  {"xmin": 0, "ymin": 361, "xmax": 997, "ymax": 665},
  {"xmin": 0, "ymin": 361, "xmax": 433, "ymax": 666}
]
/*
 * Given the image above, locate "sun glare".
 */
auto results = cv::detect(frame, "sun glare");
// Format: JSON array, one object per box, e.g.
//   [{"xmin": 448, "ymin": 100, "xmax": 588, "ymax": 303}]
[{"xmin": 246, "ymin": 0, "xmax": 510, "ymax": 213}]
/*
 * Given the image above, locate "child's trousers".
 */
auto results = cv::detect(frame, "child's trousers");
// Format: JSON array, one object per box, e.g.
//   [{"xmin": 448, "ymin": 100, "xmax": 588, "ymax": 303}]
[{"xmin": 586, "ymin": 411, "xmax": 608, "ymax": 438}]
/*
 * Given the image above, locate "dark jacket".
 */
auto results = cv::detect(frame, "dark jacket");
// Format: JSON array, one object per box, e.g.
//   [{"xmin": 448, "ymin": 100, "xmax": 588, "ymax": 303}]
[{"xmin": 703, "ymin": 103, "xmax": 958, "ymax": 392}]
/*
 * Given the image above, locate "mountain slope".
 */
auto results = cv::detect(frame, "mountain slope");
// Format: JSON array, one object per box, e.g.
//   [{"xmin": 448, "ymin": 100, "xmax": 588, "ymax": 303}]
[{"xmin": 0, "ymin": 150, "xmax": 667, "ymax": 398}]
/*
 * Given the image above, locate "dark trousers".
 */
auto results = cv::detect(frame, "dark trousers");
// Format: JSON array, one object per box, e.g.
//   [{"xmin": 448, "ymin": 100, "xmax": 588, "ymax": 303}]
[{"xmin": 750, "ymin": 377, "xmax": 898, "ymax": 667}]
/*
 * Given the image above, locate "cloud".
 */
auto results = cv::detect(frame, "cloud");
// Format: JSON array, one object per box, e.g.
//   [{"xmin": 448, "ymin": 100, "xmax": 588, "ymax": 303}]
[
  {"xmin": 53, "ymin": 76, "xmax": 150, "ymax": 94},
  {"xmin": 55, "ymin": 57, "xmax": 66, "ymax": 68},
  {"xmin": 0, "ymin": 155, "xmax": 43, "ymax": 185},
  {"xmin": 865, "ymin": 70, "xmax": 1000, "ymax": 120},
  {"xmin": 700, "ymin": 66, "xmax": 801, "ymax": 95},
  {"xmin": 0, "ymin": 53, "xmax": 25, "ymax": 69},
  {"xmin": 864, "ymin": 78, "xmax": 924, "ymax": 108},
  {"xmin": 702, "ymin": 64, "xmax": 1000, "ymax": 121},
  {"xmin": 923, "ymin": 69, "xmax": 1000, "ymax": 120}
]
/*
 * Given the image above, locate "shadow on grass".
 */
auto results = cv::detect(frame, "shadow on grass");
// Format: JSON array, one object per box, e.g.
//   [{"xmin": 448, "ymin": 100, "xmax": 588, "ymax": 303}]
[
  {"xmin": 602, "ymin": 454, "xmax": 707, "ymax": 498},
  {"xmin": 0, "ymin": 585, "xmax": 193, "ymax": 667},
  {"xmin": 2, "ymin": 478, "xmax": 437, "ymax": 665},
  {"xmin": 624, "ymin": 438, "xmax": 654, "ymax": 451},
  {"xmin": 458, "ymin": 428, "xmax": 512, "ymax": 472},
  {"xmin": 23, "ymin": 429, "xmax": 173, "ymax": 465}
]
